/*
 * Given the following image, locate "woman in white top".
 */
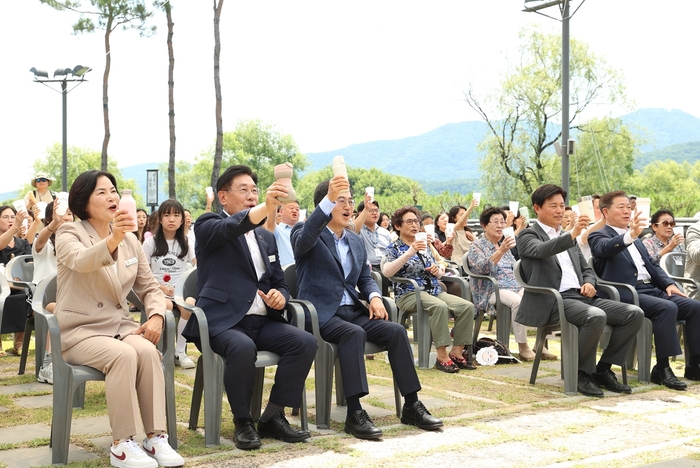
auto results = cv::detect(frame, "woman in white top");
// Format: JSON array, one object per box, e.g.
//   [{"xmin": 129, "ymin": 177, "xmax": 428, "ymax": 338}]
[
  {"xmin": 32, "ymin": 199, "xmax": 73, "ymax": 384},
  {"xmin": 142, "ymin": 199, "xmax": 197, "ymax": 369}
]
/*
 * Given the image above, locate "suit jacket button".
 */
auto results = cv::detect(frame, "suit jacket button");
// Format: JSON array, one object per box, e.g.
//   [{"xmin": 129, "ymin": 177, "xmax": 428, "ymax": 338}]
[
  {"xmin": 248, "ymin": 299, "xmax": 253, "ymax": 303},
  {"xmin": 97, "ymin": 302, "xmax": 103, "ymax": 308}
]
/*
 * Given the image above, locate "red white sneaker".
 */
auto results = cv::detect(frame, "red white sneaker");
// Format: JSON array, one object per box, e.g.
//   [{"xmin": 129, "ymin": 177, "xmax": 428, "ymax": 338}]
[
  {"xmin": 142, "ymin": 434, "xmax": 185, "ymax": 467},
  {"xmin": 110, "ymin": 439, "xmax": 158, "ymax": 468}
]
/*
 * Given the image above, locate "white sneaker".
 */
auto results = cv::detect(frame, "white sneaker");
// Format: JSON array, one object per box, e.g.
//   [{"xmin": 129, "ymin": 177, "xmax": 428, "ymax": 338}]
[
  {"xmin": 110, "ymin": 439, "xmax": 158, "ymax": 468},
  {"xmin": 174, "ymin": 351, "xmax": 195, "ymax": 369},
  {"xmin": 37, "ymin": 362, "xmax": 53, "ymax": 385},
  {"xmin": 142, "ymin": 434, "xmax": 185, "ymax": 467}
]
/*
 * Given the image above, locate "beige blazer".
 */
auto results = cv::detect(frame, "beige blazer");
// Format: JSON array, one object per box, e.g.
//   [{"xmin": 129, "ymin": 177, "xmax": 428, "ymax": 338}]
[{"xmin": 55, "ymin": 220, "xmax": 165, "ymax": 351}]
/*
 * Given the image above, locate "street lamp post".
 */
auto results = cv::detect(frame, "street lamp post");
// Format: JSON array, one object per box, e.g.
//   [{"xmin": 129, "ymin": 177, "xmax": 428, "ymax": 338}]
[
  {"xmin": 30, "ymin": 65, "xmax": 91, "ymax": 190},
  {"xmin": 523, "ymin": 0, "xmax": 585, "ymax": 201}
]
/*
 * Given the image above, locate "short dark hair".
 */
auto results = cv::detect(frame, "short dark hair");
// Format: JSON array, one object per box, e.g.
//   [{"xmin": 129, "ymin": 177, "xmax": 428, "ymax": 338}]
[
  {"xmin": 448, "ymin": 205, "xmax": 473, "ymax": 232},
  {"xmin": 480, "ymin": 206, "xmax": 507, "ymax": 227},
  {"xmin": 592, "ymin": 193, "xmax": 601, "ymax": 201},
  {"xmin": 564, "ymin": 206, "xmax": 572, "ymax": 211},
  {"xmin": 391, "ymin": 206, "xmax": 421, "ymax": 229},
  {"xmin": 69, "ymin": 170, "xmax": 118, "ymax": 220},
  {"xmin": 629, "ymin": 195, "xmax": 637, "ymax": 201},
  {"xmin": 650, "ymin": 209, "xmax": 674, "ymax": 226},
  {"xmin": 420, "ymin": 213, "xmax": 434, "ymax": 224},
  {"xmin": 531, "ymin": 184, "xmax": 567, "ymax": 208},
  {"xmin": 599, "ymin": 190, "xmax": 628, "ymax": 214},
  {"xmin": 0, "ymin": 206, "xmax": 16, "ymax": 217},
  {"xmin": 217, "ymin": 165, "xmax": 257, "ymax": 192},
  {"xmin": 313, "ymin": 180, "xmax": 330, "ymax": 207},
  {"xmin": 357, "ymin": 199, "xmax": 380, "ymax": 212}
]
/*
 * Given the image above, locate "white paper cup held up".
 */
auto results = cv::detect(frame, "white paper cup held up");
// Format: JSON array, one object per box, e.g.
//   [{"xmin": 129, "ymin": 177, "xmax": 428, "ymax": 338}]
[
  {"xmin": 365, "ymin": 187, "xmax": 374, "ymax": 202},
  {"xmin": 577, "ymin": 196, "xmax": 595, "ymax": 222},
  {"xmin": 445, "ymin": 223, "xmax": 456, "ymax": 238},
  {"xmin": 673, "ymin": 226, "xmax": 684, "ymax": 236},
  {"xmin": 36, "ymin": 202, "xmax": 48, "ymax": 220},
  {"xmin": 502, "ymin": 227, "xmax": 514, "ymax": 239},
  {"xmin": 473, "ymin": 192, "xmax": 481, "ymax": 206},
  {"xmin": 415, "ymin": 232, "xmax": 428, "ymax": 254},
  {"xmin": 56, "ymin": 192, "xmax": 69, "ymax": 216},
  {"xmin": 423, "ymin": 224, "xmax": 435, "ymax": 236},
  {"xmin": 635, "ymin": 197, "xmax": 651, "ymax": 227},
  {"xmin": 205, "ymin": 186, "xmax": 214, "ymax": 197},
  {"xmin": 509, "ymin": 201, "xmax": 519, "ymax": 213}
]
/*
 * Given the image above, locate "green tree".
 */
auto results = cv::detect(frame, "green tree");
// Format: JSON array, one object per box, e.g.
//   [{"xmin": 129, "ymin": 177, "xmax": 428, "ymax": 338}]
[
  {"xmin": 27, "ymin": 143, "xmax": 142, "ymax": 204},
  {"xmin": 40, "ymin": 0, "xmax": 155, "ymax": 171},
  {"xmin": 466, "ymin": 27, "xmax": 627, "ymax": 199},
  {"xmin": 210, "ymin": 0, "xmax": 225, "ymax": 199},
  {"xmin": 627, "ymin": 160, "xmax": 700, "ymax": 217},
  {"xmin": 171, "ymin": 119, "xmax": 308, "ymax": 216}
]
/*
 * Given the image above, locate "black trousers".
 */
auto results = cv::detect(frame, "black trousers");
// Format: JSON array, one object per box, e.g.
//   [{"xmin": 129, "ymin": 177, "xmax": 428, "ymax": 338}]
[
  {"xmin": 209, "ymin": 315, "xmax": 317, "ymax": 419},
  {"xmin": 320, "ymin": 304, "xmax": 421, "ymax": 399},
  {"xmin": 636, "ymin": 283, "xmax": 700, "ymax": 359}
]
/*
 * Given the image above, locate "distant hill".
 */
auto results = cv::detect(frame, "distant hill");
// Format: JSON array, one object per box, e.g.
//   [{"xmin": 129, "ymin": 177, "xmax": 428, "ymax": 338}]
[
  {"xmin": 305, "ymin": 121, "xmax": 489, "ymax": 182},
  {"xmin": 635, "ymin": 141, "xmax": 700, "ymax": 169},
  {"xmin": 621, "ymin": 108, "xmax": 700, "ymax": 151}
]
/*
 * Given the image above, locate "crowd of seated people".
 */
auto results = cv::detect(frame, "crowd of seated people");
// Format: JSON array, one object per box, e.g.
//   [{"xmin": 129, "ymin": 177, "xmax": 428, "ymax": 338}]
[{"xmin": 10, "ymin": 164, "xmax": 700, "ymax": 464}]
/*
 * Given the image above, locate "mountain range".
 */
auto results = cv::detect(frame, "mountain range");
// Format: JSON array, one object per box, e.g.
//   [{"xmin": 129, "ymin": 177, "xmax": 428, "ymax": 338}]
[{"xmin": 3, "ymin": 108, "xmax": 700, "ymax": 202}]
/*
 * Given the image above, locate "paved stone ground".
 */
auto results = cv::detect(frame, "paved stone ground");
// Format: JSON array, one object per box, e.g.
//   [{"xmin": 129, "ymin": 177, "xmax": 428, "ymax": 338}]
[{"xmin": 3, "ymin": 341, "xmax": 700, "ymax": 467}]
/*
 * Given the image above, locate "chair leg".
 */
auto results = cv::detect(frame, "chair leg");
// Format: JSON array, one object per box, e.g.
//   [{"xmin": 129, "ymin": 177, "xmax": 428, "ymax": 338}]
[
  {"xmin": 163, "ymin": 361, "xmax": 177, "ymax": 449},
  {"xmin": 636, "ymin": 319, "xmax": 653, "ymax": 384},
  {"xmin": 35, "ymin": 317, "xmax": 47, "ymax": 380},
  {"xmin": 393, "ymin": 376, "xmax": 402, "ymax": 419},
  {"xmin": 416, "ymin": 311, "xmax": 432, "ymax": 369},
  {"xmin": 313, "ymin": 345, "xmax": 335, "ymax": 430},
  {"xmin": 334, "ymin": 360, "xmax": 346, "ymax": 407},
  {"xmin": 529, "ymin": 327, "xmax": 547, "ymax": 385},
  {"xmin": 52, "ymin": 375, "xmax": 76, "ymax": 465},
  {"xmin": 188, "ymin": 359, "xmax": 204, "ymax": 431},
  {"xmin": 202, "ymin": 357, "xmax": 224, "ymax": 447},
  {"xmin": 487, "ymin": 314, "xmax": 494, "ymax": 332},
  {"xmin": 251, "ymin": 367, "xmax": 265, "ymax": 423},
  {"xmin": 472, "ymin": 311, "xmax": 484, "ymax": 347},
  {"xmin": 560, "ymin": 324, "xmax": 579, "ymax": 396},
  {"xmin": 18, "ymin": 317, "xmax": 34, "ymax": 375},
  {"xmin": 496, "ymin": 305, "xmax": 512, "ymax": 346}
]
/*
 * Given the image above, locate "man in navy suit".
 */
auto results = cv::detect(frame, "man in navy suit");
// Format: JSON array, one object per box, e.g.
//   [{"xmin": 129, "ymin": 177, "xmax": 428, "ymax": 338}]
[
  {"xmin": 186, "ymin": 165, "xmax": 317, "ymax": 449},
  {"xmin": 291, "ymin": 176, "xmax": 442, "ymax": 440},
  {"xmin": 589, "ymin": 190, "xmax": 700, "ymax": 390}
]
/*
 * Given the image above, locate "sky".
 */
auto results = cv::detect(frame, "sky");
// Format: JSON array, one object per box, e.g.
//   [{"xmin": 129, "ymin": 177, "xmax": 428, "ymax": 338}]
[{"xmin": 2, "ymin": 0, "xmax": 700, "ymax": 192}]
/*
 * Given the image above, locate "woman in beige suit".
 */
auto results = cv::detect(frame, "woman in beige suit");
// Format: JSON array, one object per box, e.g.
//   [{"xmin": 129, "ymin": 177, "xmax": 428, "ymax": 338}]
[{"xmin": 56, "ymin": 170, "xmax": 184, "ymax": 468}]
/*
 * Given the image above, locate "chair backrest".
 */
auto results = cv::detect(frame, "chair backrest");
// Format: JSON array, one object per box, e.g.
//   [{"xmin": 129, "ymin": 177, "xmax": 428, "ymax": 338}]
[
  {"xmin": 661, "ymin": 252, "xmax": 686, "ymax": 278},
  {"xmin": 6, "ymin": 255, "xmax": 34, "ymax": 283},
  {"xmin": 32, "ymin": 273, "xmax": 57, "ymax": 314},
  {"xmin": 174, "ymin": 266, "xmax": 198, "ymax": 303},
  {"xmin": 283, "ymin": 264, "xmax": 298, "ymax": 298}
]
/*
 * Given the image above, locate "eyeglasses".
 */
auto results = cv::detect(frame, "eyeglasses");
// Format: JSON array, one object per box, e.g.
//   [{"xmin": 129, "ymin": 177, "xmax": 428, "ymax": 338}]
[
  {"xmin": 35, "ymin": 178, "xmax": 48, "ymax": 183},
  {"xmin": 402, "ymin": 218, "xmax": 420, "ymax": 226},
  {"xmin": 367, "ymin": 209, "xmax": 379, "ymax": 214},
  {"xmin": 224, "ymin": 187, "xmax": 259, "ymax": 197},
  {"xmin": 337, "ymin": 197, "xmax": 355, "ymax": 207},
  {"xmin": 489, "ymin": 220, "xmax": 507, "ymax": 226},
  {"xmin": 654, "ymin": 220, "xmax": 676, "ymax": 227},
  {"xmin": 1, "ymin": 215, "xmax": 16, "ymax": 221}
]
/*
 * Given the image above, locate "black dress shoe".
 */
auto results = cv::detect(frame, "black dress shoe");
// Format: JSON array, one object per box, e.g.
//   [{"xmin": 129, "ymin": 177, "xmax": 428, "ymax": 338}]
[
  {"xmin": 234, "ymin": 418, "xmax": 262, "ymax": 450},
  {"xmin": 578, "ymin": 372, "xmax": 604, "ymax": 397},
  {"xmin": 258, "ymin": 412, "xmax": 311, "ymax": 443},
  {"xmin": 651, "ymin": 365, "xmax": 687, "ymax": 390},
  {"xmin": 345, "ymin": 409, "xmax": 383, "ymax": 440},
  {"xmin": 684, "ymin": 364, "xmax": 700, "ymax": 381},
  {"xmin": 400, "ymin": 401, "xmax": 444, "ymax": 430},
  {"xmin": 591, "ymin": 369, "xmax": 632, "ymax": 394}
]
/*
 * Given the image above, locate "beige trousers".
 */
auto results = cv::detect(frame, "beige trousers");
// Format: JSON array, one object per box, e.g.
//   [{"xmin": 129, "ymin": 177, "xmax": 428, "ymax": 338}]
[
  {"xmin": 63, "ymin": 334, "xmax": 166, "ymax": 440},
  {"xmin": 396, "ymin": 291, "xmax": 474, "ymax": 348}
]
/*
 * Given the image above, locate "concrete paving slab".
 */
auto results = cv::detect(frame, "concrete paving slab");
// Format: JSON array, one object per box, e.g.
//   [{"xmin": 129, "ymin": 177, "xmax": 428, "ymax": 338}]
[
  {"xmin": 0, "ymin": 405, "xmax": 10, "ymax": 412},
  {"xmin": 587, "ymin": 392, "xmax": 699, "ymax": 415},
  {"xmin": 71, "ymin": 415, "xmax": 111, "ymax": 435},
  {"xmin": 0, "ymin": 423, "xmax": 50, "ymax": 444},
  {"xmin": 14, "ymin": 393, "xmax": 53, "ymax": 408},
  {"xmin": 643, "ymin": 459, "xmax": 700, "ymax": 467},
  {"xmin": 0, "ymin": 445, "xmax": 98, "ymax": 468},
  {"xmin": 0, "ymin": 381, "xmax": 51, "ymax": 395}
]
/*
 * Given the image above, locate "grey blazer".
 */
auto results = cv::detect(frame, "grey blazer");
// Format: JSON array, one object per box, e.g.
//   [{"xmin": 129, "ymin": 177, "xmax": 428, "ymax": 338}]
[{"xmin": 515, "ymin": 222, "xmax": 596, "ymax": 327}]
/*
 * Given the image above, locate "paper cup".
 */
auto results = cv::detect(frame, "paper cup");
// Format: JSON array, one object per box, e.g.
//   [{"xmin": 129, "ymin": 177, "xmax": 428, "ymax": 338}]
[
  {"xmin": 502, "ymin": 227, "xmax": 514, "ymax": 238},
  {"xmin": 509, "ymin": 201, "xmax": 519, "ymax": 213},
  {"xmin": 56, "ymin": 192, "xmax": 69, "ymax": 216},
  {"xmin": 205, "ymin": 186, "xmax": 214, "ymax": 197},
  {"xmin": 423, "ymin": 224, "xmax": 435, "ymax": 235},
  {"xmin": 571, "ymin": 205, "xmax": 580, "ymax": 215},
  {"xmin": 519, "ymin": 207, "xmax": 529, "ymax": 220},
  {"xmin": 12, "ymin": 199, "xmax": 26, "ymax": 213},
  {"xmin": 577, "ymin": 196, "xmax": 595, "ymax": 222},
  {"xmin": 299, "ymin": 209, "xmax": 307, "ymax": 222},
  {"xmin": 673, "ymin": 226, "xmax": 684, "ymax": 236},
  {"xmin": 365, "ymin": 187, "xmax": 374, "ymax": 202},
  {"xmin": 636, "ymin": 197, "xmax": 651, "ymax": 227},
  {"xmin": 415, "ymin": 232, "xmax": 428, "ymax": 254},
  {"xmin": 445, "ymin": 223, "xmax": 455, "ymax": 237},
  {"xmin": 36, "ymin": 202, "xmax": 48, "ymax": 220},
  {"xmin": 473, "ymin": 192, "xmax": 481, "ymax": 206}
]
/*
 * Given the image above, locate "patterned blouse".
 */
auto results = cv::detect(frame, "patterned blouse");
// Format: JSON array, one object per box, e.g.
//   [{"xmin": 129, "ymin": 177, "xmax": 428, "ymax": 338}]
[
  {"xmin": 466, "ymin": 237, "xmax": 521, "ymax": 313},
  {"xmin": 385, "ymin": 238, "xmax": 442, "ymax": 301},
  {"xmin": 643, "ymin": 235, "xmax": 686, "ymax": 265}
]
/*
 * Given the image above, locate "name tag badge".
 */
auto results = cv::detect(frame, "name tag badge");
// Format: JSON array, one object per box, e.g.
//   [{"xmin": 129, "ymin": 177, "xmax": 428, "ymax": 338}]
[
  {"xmin": 125, "ymin": 257, "xmax": 138, "ymax": 267},
  {"xmin": 268, "ymin": 255, "xmax": 276, "ymax": 263},
  {"xmin": 674, "ymin": 257, "xmax": 683, "ymax": 266},
  {"xmin": 374, "ymin": 248, "xmax": 382, "ymax": 257}
]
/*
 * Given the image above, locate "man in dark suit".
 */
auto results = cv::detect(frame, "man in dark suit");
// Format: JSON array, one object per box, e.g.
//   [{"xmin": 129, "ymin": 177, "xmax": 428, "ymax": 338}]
[
  {"xmin": 291, "ymin": 176, "xmax": 442, "ymax": 440},
  {"xmin": 516, "ymin": 184, "xmax": 643, "ymax": 397},
  {"xmin": 589, "ymin": 190, "xmax": 700, "ymax": 390},
  {"xmin": 186, "ymin": 165, "xmax": 317, "ymax": 449}
]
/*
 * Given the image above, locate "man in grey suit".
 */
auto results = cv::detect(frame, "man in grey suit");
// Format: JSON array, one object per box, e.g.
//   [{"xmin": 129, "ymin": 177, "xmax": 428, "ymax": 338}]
[
  {"xmin": 516, "ymin": 184, "xmax": 644, "ymax": 397},
  {"xmin": 291, "ymin": 176, "xmax": 442, "ymax": 440}
]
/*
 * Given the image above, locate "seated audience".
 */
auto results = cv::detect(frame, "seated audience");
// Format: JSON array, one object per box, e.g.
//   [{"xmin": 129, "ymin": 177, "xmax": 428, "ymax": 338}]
[
  {"xmin": 378, "ymin": 212, "xmax": 391, "ymax": 230},
  {"xmin": 56, "ymin": 170, "xmax": 184, "ymax": 467},
  {"xmin": 355, "ymin": 197, "xmax": 392, "ymax": 270},
  {"xmin": 467, "ymin": 207, "xmax": 556, "ymax": 361},
  {"xmin": 264, "ymin": 200, "xmax": 300, "ymax": 266},
  {"xmin": 435, "ymin": 211, "xmax": 449, "ymax": 243},
  {"xmin": 643, "ymin": 209, "xmax": 685, "ymax": 265},
  {"xmin": 135, "ymin": 208, "xmax": 148, "ymax": 243},
  {"xmin": 384, "ymin": 206, "xmax": 475, "ymax": 373},
  {"xmin": 589, "ymin": 190, "xmax": 700, "ymax": 390},
  {"xmin": 685, "ymin": 218, "xmax": 700, "ymax": 299},
  {"xmin": 447, "ymin": 200, "xmax": 479, "ymax": 263},
  {"xmin": 142, "ymin": 199, "xmax": 197, "ymax": 369}
]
